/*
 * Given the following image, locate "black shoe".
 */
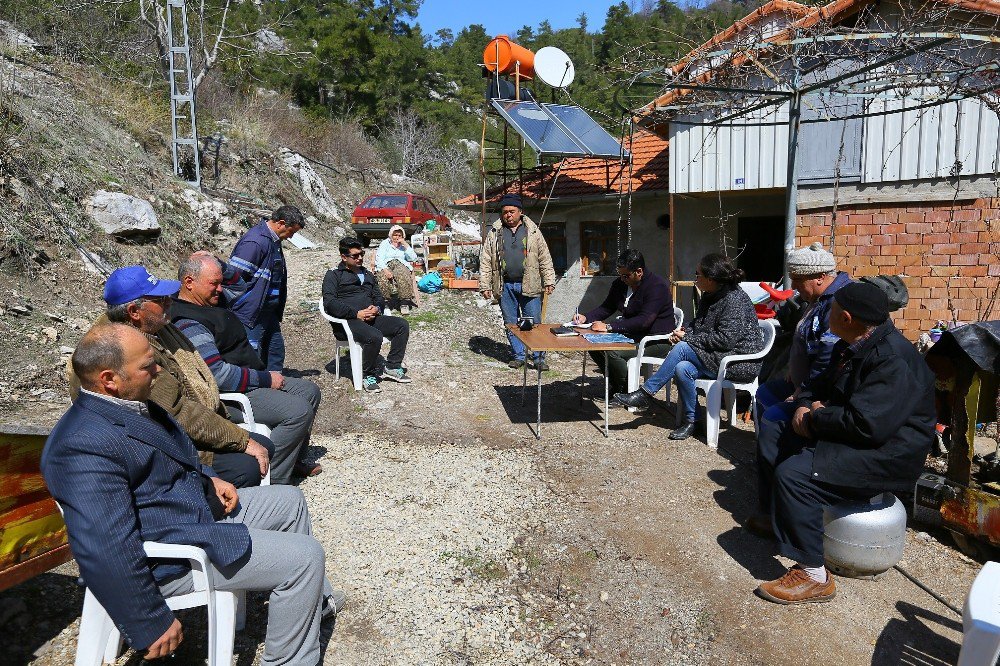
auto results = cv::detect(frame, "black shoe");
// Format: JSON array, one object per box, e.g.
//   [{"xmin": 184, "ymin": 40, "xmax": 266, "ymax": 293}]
[
  {"xmin": 613, "ymin": 389, "xmax": 652, "ymax": 411},
  {"xmin": 509, "ymin": 359, "xmax": 525, "ymax": 369},
  {"xmin": 669, "ymin": 420, "xmax": 696, "ymax": 440},
  {"xmin": 533, "ymin": 360, "xmax": 550, "ymax": 371}
]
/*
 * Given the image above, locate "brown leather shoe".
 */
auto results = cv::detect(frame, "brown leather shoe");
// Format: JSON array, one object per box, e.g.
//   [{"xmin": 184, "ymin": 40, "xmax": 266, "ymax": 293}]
[
  {"xmin": 756, "ymin": 567, "xmax": 836, "ymax": 605},
  {"xmin": 744, "ymin": 512, "xmax": 775, "ymax": 540},
  {"xmin": 293, "ymin": 461, "xmax": 323, "ymax": 478}
]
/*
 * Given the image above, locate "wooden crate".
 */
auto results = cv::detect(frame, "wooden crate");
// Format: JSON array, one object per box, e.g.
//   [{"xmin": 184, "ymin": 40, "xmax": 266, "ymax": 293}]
[{"xmin": 446, "ymin": 278, "xmax": 480, "ymax": 289}]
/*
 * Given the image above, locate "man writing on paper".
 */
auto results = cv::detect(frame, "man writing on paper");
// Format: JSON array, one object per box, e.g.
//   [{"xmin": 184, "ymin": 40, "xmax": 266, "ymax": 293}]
[{"xmin": 571, "ymin": 249, "xmax": 676, "ymax": 396}]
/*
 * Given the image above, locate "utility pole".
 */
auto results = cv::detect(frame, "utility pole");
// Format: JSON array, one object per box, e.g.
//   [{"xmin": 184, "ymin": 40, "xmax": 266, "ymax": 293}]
[{"xmin": 166, "ymin": 0, "xmax": 200, "ymax": 187}]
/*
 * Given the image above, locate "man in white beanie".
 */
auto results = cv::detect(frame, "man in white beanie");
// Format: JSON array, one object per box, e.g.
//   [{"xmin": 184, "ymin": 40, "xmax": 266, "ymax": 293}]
[{"xmin": 746, "ymin": 241, "xmax": 852, "ymax": 538}]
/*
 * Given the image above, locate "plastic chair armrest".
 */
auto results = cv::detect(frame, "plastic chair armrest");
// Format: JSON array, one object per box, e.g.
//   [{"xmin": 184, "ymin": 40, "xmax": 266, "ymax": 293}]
[{"xmin": 637, "ymin": 333, "xmax": 674, "ymax": 358}]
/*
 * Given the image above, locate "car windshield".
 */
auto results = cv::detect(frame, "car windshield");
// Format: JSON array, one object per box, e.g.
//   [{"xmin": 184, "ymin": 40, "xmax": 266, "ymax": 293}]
[{"xmin": 361, "ymin": 195, "xmax": 408, "ymax": 209}]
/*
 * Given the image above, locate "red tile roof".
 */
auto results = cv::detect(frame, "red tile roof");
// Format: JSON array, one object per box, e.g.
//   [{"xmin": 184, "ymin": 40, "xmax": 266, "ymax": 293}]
[{"xmin": 453, "ymin": 128, "xmax": 667, "ymax": 208}]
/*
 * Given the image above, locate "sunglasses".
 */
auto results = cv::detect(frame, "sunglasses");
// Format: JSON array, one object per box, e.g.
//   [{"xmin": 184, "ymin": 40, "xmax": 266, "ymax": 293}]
[{"xmin": 344, "ymin": 251, "xmax": 365, "ymax": 259}]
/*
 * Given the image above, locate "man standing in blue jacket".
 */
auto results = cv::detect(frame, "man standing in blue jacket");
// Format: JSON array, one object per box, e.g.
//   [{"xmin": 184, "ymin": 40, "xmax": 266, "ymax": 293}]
[
  {"xmin": 43, "ymin": 323, "xmax": 343, "ymax": 662},
  {"xmin": 571, "ymin": 249, "xmax": 676, "ymax": 395},
  {"xmin": 228, "ymin": 205, "xmax": 305, "ymax": 371}
]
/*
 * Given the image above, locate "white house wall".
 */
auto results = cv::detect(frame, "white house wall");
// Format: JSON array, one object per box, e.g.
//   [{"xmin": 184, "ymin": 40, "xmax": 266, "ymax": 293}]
[
  {"xmin": 669, "ymin": 105, "xmax": 789, "ymax": 194},
  {"xmin": 862, "ymin": 94, "xmax": 1000, "ymax": 183}
]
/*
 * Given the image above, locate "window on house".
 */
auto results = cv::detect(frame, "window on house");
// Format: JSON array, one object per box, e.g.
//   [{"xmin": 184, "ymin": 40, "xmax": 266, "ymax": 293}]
[
  {"xmin": 540, "ymin": 223, "xmax": 568, "ymax": 276},
  {"xmin": 580, "ymin": 221, "xmax": 619, "ymax": 276}
]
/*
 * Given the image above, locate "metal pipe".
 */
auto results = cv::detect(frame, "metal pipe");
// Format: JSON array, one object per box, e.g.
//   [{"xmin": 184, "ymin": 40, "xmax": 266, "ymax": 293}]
[{"xmin": 783, "ymin": 42, "xmax": 802, "ymax": 290}]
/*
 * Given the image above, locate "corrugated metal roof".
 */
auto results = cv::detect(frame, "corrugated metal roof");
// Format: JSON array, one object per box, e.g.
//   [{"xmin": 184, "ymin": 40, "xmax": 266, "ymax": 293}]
[{"xmin": 453, "ymin": 128, "xmax": 667, "ymax": 208}]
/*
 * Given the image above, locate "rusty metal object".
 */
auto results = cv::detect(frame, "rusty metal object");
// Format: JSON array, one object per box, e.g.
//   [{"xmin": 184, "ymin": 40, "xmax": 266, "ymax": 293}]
[{"xmin": 0, "ymin": 424, "xmax": 71, "ymax": 592}]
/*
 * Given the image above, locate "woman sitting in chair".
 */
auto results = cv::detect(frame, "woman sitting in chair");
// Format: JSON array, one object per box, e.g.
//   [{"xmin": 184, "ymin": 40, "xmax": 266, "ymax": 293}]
[
  {"xmin": 614, "ymin": 253, "xmax": 765, "ymax": 440},
  {"xmin": 375, "ymin": 225, "xmax": 420, "ymax": 314}
]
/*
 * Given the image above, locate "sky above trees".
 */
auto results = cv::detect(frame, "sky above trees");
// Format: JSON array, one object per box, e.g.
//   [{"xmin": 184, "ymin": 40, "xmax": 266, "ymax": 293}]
[{"xmin": 414, "ymin": 0, "xmax": 616, "ymax": 38}]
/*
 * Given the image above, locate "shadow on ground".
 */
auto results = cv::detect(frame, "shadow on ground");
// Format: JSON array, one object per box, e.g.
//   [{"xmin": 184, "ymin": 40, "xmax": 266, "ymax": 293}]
[
  {"xmin": 468, "ymin": 335, "xmax": 510, "ymax": 362},
  {"xmin": 493, "ymin": 382, "xmax": 608, "ymax": 427},
  {"xmin": 0, "ymin": 572, "xmax": 82, "ymax": 662},
  {"xmin": 709, "ymin": 464, "xmax": 789, "ymax": 581},
  {"xmin": 871, "ymin": 600, "xmax": 960, "ymax": 665}
]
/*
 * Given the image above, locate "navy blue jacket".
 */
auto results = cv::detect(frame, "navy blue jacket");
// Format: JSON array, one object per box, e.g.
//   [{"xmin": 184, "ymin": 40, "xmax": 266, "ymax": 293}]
[
  {"xmin": 790, "ymin": 271, "xmax": 853, "ymax": 386},
  {"xmin": 583, "ymin": 270, "xmax": 676, "ymax": 338},
  {"xmin": 798, "ymin": 320, "xmax": 935, "ymax": 491},
  {"xmin": 228, "ymin": 220, "xmax": 286, "ymax": 328},
  {"xmin": 41, "ymin": 393, "xmax": 251, "ymax": 650}
]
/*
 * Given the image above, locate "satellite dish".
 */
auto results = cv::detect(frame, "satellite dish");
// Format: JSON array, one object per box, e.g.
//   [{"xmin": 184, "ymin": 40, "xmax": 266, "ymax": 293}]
[{"xmin": 534, "ymin": 46, "xmax": 575, "ymax": 88}]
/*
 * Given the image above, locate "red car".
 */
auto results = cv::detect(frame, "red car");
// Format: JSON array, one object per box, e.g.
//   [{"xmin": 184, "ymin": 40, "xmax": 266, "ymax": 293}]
[{"xmin": 350, "ymin": 193, "xmax": 451, "ymax": 244}]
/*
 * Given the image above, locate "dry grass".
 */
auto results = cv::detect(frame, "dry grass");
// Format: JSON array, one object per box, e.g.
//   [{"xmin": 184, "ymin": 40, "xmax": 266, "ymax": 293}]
[{"xmin": 198, "ymin": 80, "xmax": 383, "ymax": 173}]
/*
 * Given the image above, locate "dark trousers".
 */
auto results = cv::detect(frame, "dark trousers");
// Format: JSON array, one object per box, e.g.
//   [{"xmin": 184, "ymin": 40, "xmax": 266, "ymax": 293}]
[
  {"xmin": 245, "ymin": 305, "xmax": 285, "ymax": 372},
  {"xmin": 337, "ymin": 315, "xmax": 409, "ymax": 376},
  {"xmin": 212, "ymin": 434, "xmax": 275, "ymax": 488},
  {"xmin": 589, "ymin": 341, "xmax": 673, "ymax": 394},
  {"xmin": 757, "ymin": 416, "xmax": 871, "ymax": 567}
]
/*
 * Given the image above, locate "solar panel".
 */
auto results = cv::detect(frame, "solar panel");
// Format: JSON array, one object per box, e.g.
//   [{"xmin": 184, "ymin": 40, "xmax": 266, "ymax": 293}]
[
  {"xmin": 490, "ymin": 99, "xmax": 628, "ymax": 159},
  {"xmin": 545, "ymin": 104, "xmax": 629, "ymax": 159}
]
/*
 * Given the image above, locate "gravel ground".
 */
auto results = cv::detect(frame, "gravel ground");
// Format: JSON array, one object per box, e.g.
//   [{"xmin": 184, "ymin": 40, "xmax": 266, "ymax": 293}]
[{"xmin": 2, "ymin": 243, "xmax": 985, "ymax": 665}]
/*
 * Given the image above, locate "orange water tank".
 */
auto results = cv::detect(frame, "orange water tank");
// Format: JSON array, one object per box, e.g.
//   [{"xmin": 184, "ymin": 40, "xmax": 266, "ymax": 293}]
[{"xmin": 483, "ymin": 35, "xmax": 535, "ymax": 79}]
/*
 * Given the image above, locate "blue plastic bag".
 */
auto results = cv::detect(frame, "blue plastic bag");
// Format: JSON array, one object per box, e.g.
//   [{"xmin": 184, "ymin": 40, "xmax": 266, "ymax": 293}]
[{"xmin": 418, "ymin": 272, "xmax": 443, "ymax": 294}]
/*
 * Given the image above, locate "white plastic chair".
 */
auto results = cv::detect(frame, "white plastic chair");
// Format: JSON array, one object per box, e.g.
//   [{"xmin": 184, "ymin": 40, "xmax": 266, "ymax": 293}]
[
  {"xmin": 55, "ymin": 504, "xmax": 243, "ymax": 666},
  {"xmin": 694, "ymin": 318, "xmax": 778, "ymax": 449},
  {"xmin": 626, "ymin": 305, "xmax": 686, "ymax": 394},
  {"xmin": 318, "ymin": 298, "xmax": 363, "ymax": 391},
  {"xmin": 958, "ymin": 561, "xmax": 1000, "ymax": 666},
  {"xmin": 219, "ymin": 392, "xmax": 271, "ymax": 486}
]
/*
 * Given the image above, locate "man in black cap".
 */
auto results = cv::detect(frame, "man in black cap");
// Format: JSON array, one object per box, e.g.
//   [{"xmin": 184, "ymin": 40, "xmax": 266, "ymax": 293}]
[
  {"xmin": 752, "ymin": 281, "xmax": 935, "ymax": 605},
  {"xmin": 479, "ymin": 193, "xmax": 556, "ymax": 370}
]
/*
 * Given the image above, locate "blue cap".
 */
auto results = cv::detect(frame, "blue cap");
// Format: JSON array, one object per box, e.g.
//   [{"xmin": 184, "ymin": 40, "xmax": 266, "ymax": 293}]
[
  {"xmin": 103, "ymin": 266, "xmax": 180, "ymax": 306},
  {"xmin": 499, "ymin": 193, "xmax": 523, "ymax": 209}
]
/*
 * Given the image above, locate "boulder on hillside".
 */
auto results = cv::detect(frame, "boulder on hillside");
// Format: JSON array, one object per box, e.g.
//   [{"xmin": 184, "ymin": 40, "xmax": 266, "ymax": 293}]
[
  {"xmin": 279, "ymin": 149, "xmax": 340, "ymax": 221},
  {"xmin": 85, "ymin": 191, "xmax": 161, "ymax": 238},
  {"xmin": 0, "ymin": 21, "xmax": 38, "ymax": 52}
]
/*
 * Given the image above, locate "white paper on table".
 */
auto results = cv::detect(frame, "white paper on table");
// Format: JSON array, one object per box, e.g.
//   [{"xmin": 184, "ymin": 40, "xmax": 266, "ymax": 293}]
[{"xmin": 563, "ymin": 321, "xmax": 593, "ymax": 328}]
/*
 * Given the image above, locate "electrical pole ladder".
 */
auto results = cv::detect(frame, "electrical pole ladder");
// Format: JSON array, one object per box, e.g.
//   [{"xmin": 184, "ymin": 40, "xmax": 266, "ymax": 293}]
[{"xmin": 166, "ymin": 0, "xmax": 200, "ymax": 186}]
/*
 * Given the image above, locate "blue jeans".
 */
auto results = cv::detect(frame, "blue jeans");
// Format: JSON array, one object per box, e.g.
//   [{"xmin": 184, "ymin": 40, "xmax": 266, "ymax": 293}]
[
  {"xmin": 756, "ymin": 379, "xmax": 797, "ymax": 424},
  {"xmin": 499, "ymin": 282, "xmax": 543, "ymax": 362},
  {"xmin": 642, "ymin": 342, "xmax": 710, "ymax": 422},
  {"xmin": 245, "ymin": 305, "xmax": 285, "ymax": 372}
]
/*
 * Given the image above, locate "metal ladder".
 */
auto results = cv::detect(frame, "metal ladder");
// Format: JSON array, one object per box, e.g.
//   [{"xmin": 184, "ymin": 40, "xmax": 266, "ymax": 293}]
[{"xmin": 166, "ymin": 0, "xmax": 200, "ymax": 186}]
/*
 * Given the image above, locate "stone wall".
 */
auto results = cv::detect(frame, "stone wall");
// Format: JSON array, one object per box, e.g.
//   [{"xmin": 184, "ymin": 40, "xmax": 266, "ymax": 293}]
[{"xmin": 796, "ymin": 198, "xmax": 999, "ymax": 339}]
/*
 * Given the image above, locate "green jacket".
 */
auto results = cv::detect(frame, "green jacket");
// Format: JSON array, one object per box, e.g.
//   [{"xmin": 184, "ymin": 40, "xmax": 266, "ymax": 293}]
[{"xmin": 478, "ymin": 215, "xmax": 556, "ymax": 298}]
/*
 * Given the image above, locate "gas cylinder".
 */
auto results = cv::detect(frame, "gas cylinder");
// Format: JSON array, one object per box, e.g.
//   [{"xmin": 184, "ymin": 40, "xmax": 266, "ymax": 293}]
[{"xmin": 823, "ymin": 492, "xmax": 906, "ymax": 579}]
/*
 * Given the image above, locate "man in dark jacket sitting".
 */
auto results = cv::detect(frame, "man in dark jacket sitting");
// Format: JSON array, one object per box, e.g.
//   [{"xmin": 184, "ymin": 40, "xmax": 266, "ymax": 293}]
[
  {"xmin": 572, "ymin": 249, "xmax": 676, "ymax": 395},
  {"xmin": 322, "ymin": 237, "xmax": 411, "ymax": 393},
  {"xmin": 753, "ymin": 282, "xmax": 935, "ymax": 604},
  {"xmin": 172, "ymin": 253, "xmax": 323, "ymax": 482}
]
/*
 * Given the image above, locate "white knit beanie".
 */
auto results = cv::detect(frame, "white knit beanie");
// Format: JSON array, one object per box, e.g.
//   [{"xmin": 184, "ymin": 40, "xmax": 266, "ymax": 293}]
[
  {"xmin": 388, "ymin": 224, "xmax": 406, "ymax": 238},
  {"xmin": 786, "ymin": 242, "xmax": 836, "ymax": 276}
]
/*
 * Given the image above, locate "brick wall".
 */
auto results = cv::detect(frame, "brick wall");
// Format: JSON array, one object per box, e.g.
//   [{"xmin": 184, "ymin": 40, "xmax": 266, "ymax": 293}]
[{"xmin": 796, "ymin": 198, "xmax": 999, "ymax": 340}]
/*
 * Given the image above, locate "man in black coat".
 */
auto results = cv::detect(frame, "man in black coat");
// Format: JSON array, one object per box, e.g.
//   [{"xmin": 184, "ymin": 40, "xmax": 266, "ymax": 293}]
[
  {"xmin": 572, "ymin": 249, "xmax": 676, "ymax": 395},
  {"xmin": 322, "ymin": 237, "xmax": 410, "ymax": 393},
  {"xmin": 753, "ymin": 282, "xmax": 935, "ymax": 604}
]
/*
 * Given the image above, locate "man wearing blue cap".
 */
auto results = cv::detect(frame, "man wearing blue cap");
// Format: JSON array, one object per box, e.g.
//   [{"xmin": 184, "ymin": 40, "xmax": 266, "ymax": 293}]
[
  {"xmin": 479, "ymin": 194, "xmax": 557, "ymax": 370},
  {"xmin": 74, "ymin": 265, "xmax": 274, "ymax": 488}
]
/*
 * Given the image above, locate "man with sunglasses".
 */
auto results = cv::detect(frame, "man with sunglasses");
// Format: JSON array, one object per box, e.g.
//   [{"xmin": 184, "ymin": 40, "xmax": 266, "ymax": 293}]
[
  {"xmin": 322, "ymin": 237, "xmax": 411, "ymax": 393},
  {"xmin": 572, "ymin": 249, "xmax": 676, "ymax": 396}
]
